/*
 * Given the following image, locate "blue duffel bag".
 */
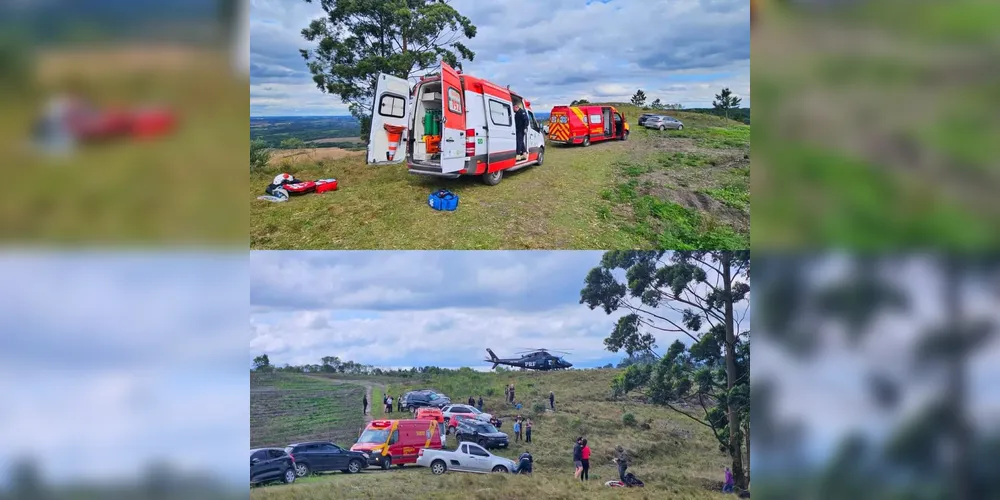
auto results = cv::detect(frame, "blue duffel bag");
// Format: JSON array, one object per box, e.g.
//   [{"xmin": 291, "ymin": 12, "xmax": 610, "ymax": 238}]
[{"xmin": 428, "ymin": 189, "xmax": 459, "ymax": 211}]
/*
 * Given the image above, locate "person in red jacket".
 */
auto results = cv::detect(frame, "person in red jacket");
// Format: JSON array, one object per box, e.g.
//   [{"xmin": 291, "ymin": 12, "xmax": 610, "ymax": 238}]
[{"xmin": 580, "ymin": 438, "xmax": 591, "ymax": 481}]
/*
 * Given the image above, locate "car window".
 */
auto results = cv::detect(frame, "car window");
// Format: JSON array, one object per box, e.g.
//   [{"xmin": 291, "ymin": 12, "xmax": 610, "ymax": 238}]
[
  {"xmin": 283, "ymin": 446, "xmax": 294, "ymax": 455},
  {"xmin": 488, "ymin": 100, "xmax": 512, "ymax": 127},
  {"xmin": 322, "ymin": 444, "xmax": 340, "ymax": 452},
  {"xmin": 469, "ymin": 445, "xmax": 489, "ymax": 457},
  {"xmin": 460, "ymin": 444, "xmax": 468, "ymax": 454},
  {"xmin": 267, "ymin": 449, "xmax": 285, "ymax": 459},
  {"xmin": 251, "ymin": 450, "xmax": 267, "ymax": 462},
  {"xmin": 389, "ymin": 430, "xmax": 399, "ymax": 445},
  {"xmin": 454, "ymin": 407, "xmax": 470, "ymax": 413}
]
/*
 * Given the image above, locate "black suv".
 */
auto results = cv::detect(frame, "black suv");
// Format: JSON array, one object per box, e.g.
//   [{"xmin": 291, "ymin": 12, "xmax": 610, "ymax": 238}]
[
  {"xmin": 285, "ymin": 441, "xmax": 369, "ymax": 477},
  {"xmin": 251, "ymin": 448, "xmax": 297, "ymax": 486},
  {"xmin": 400, "ymin": 390, "xmax": 451, "ymax": 411},
  {"xmin": 455, "ymin": 420, "xmax": 509, "ymax": 450}
]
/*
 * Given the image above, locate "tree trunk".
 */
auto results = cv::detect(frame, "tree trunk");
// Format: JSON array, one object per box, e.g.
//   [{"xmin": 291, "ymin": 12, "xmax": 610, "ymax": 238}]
[
  {"xmin": 744, "ymin": 420, "xmax": 751, "ymax": 485},
  {"xmin": 943, "ymin": 258, "xmax": 970, "ymax": 500},
  {"xmin": 722, "ymin": 252, "xmax": 746, "ymax": 488}
]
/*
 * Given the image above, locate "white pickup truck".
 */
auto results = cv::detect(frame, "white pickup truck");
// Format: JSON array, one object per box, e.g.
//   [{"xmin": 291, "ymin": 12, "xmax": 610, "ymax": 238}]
[{"xmin": 416, "ymin": 442, "xmax": 516, "ymax": 475}]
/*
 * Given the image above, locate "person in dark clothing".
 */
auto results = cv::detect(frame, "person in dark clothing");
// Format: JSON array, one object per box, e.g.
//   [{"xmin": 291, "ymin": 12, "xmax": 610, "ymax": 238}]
[
  {"xmin": 614, "ymin": 445, "xmax": 632, "ymax": 483},
  {"xmin": 363, "ymin": 394, "xmax": 368, "ymax": 415},
  {"xmin": 572, "ymin": 437, "xmax": 583, "ymax": 479},
  {"xmin": 525, "ymin": 419, "xmax": 532, "ymax": 442},
  {"xmin": 515, "ymin": 450, "xmax": 533, "ymax": 474},
  {"xmin": 477, "ymin": 396, "xmax": 483, "ymax": 410},
  {"xmin": 514, "ymin": 103, "xmax": 529, "ymax": 161},
  {"xmin": 397, "ymin": 395, "xmax": 403, "ymax": 412},
  {"xmin": 549, "ymin": 391, "xmax": 555, "ymax": 410},
  {"xmin": 468, "ymin": 396, "xmax": 475, "ymax": 406}
]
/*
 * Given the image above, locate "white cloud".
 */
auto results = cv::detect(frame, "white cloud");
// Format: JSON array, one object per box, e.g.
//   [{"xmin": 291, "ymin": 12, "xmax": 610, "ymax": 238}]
[{"xmin": 249, "ymin": 0, "xmax": 750, "ymax": 115}]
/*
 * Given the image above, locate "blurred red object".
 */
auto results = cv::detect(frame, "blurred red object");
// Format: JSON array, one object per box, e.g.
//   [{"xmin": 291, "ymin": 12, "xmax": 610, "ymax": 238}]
[{"xmin": 68, "ymin": 106, "xmax": 177, "ymax": 141}]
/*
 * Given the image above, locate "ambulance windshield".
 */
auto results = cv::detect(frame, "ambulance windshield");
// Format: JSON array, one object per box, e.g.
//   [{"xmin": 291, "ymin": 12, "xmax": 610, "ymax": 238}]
[{"xmin": 358, "ymin": 429, "xmax": 390, "ymax": 444}]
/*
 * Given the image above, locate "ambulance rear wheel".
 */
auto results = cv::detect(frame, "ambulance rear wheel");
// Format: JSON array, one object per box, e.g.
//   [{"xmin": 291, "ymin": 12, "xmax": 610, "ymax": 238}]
[
  {"xmin": 536, "ymin": 148, "xmax": 544, "ymax": 165},
  {"xmin": 622, "ymin": 131, "xmax": 629, "ymax": 141},
  {"xmin": 582, "ymin": 137, "xmax": 590, "ymax": 147},
  {"xmin": 381, "ymin": 456, "xmax": 392, "ymax": 470},
  {"xmin": 483, "ymin": 170, "xmax": 503, "ymax": 186}
]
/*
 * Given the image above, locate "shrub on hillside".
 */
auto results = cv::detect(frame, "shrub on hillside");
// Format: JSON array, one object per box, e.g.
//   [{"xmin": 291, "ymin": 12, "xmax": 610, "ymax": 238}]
[
  {"xmin": 250, "ymin": 139, "xmax": 272, "ymax": 171},
  {"xmin": 533, "ymin": 402, "xmax": 546, "ymax": 414},
  {"xmin": 622, "ymin": 412, "xmax": 637, "ymax": 427}
]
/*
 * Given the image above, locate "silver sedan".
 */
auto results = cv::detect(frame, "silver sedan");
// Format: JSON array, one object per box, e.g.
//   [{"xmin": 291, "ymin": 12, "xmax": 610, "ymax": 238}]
[{"xmin": 643, "ymin": 115, "xmax": 684, "ymax": 131}]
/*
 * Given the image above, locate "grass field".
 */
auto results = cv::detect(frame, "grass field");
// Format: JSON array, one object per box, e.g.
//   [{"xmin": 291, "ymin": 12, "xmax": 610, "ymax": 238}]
[
  {"xmin": 249, "ymin": 369, "xmax": 732, "ymax": 500},
  {"xmin": 1, "ymin": 46, "xmax": 247, "ymax": 244},
  {"xmin": 249, "ymin": 105, "xmax": 749, "ymax": 249},
  {"xmin": 752, "ymin": 0, "xmax": 1000, "ymax": 247},
  {"xmin": 251, "ymin": 373, "xmax": 368, "ymax": 449}
]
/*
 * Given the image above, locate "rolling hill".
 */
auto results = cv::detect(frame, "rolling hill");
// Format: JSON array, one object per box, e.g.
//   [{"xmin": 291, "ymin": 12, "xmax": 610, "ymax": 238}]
[{"xmin": 249, "ymin": 368, "xmax": 733, "ymax": 500}]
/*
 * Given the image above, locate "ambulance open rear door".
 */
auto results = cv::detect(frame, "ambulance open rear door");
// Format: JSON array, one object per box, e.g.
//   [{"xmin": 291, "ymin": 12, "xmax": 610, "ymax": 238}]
[
  {"xmin": 367, "ymin": 73, "xmax": 411, "ymax": 165},
  {"xmin": 438, "ymin": 61, "xmax": 467, "ymax": 174}
]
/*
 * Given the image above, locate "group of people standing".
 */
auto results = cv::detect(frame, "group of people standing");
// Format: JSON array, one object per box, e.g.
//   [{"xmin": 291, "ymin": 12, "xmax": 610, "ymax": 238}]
[
  {"xmin": 503, "ymin": 383, "xmax": 516, "ymax": 404},
  {"xmin": 466, "ymin": 395, "xmax": 484, "ymax": 411},
  {"xmin": 512, "ymin": 415, "xmax": 532, "ymax": 442},
  {"xmin": 573, "ymin": 436, "xmax": 592, "ymax": 480}
]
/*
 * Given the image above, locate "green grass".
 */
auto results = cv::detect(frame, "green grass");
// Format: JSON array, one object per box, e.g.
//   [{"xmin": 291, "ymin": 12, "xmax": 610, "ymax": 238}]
[
  {"xmin": 250, "ymin": 107, "xmax": 748, "ymax": 249},
  {"xmin": 250, "ymin": 369, "xmax": 731, "ymax": 500},
  {"xmin": 1, "ymin": 48, "xmax": 247, "ymax": 244},
  {"xmin": 251, "ymin": 373, "xmax": 367, "ymax": 449},
  {"xmin": 598, "ymin": 150, "xmax": 749, "ymax": 250},
  {"xmin": 752, "ymin": 5, "xmax": 1000, "ymax": 248}
]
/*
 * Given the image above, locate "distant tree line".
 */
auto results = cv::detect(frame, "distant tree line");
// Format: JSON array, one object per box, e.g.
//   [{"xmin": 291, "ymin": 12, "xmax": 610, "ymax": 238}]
[{"xmin": 252, "ymin": 353, "xmax": 618, "ymax": 376}]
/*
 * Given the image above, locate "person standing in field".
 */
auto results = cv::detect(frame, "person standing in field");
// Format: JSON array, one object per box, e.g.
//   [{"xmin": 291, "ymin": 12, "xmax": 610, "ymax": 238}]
[
  {"xmin": 513, "ymin": 419, "xmax": 522, "ymax": 442},
  {"xmin": 363, "ymin": 394, "xmax": 368, "ymax": 415},
  {"xmin": 580, "ymin": 438, "xmax": 591, "ymax": 481},
  {"xmin": 573, "ymin": 437, "xmax": 583, "ymax": 479},
  {"xmin": 549, "ymin": 391, "xmax": 555, "ymax": 410},
  {"xmin": 525, "ymin": 418, "xmax": 533, "ymax": 443},
  {"xmin": 723, "ymin": 466, "xmax": 735, "ymax": 493},
  {"xmin": 477, "ymin": 396, "xmax": 484, "ymax": 411}
]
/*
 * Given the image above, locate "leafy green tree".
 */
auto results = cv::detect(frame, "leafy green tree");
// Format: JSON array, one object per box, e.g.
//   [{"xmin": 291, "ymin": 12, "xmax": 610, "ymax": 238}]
[
  {"xmin": 280, "ymin": 137, "xmax": 306, "ymax": 149},
  {"xmin": 650, "ymin": 98, "xmax": 663, "ymax": 110},
  {"xmin": 300, "ymin": 0, "xmax": 477, "ymax": 141},
  {"xmin": 756, "ymin": 256, "xmax": 1000, "ymax": 500},
  {"xmin": 713, "ymin": 87, "xmax": 743, "ymax": 122},
  {"xmin": 570, "ymin": 98, "xmax": 590, "ymax": 105},
  {"xmin": 630, "ymin": 89, "xmax": 646, "ymax": 107},
  {"xmin": 250, "ymin": 139, "xmax": 272, "ymax": 171},
  {"xmin": 581, "ymin": 250, "xmax": 750, "ymax": 489},
  {"xmin": 253, "ymin": 354, "xmax": 273, "ymax": 372}
]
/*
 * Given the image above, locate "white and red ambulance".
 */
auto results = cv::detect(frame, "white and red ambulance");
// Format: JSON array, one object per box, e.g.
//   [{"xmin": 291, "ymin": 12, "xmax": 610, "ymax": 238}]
[{"xmin": 367, "ymin": 61, "xmax": 546, "ymax": 186}]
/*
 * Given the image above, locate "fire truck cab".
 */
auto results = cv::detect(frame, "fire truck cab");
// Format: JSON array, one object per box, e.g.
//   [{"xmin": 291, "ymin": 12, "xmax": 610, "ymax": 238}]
[
  {"xmin": 547, "ymin": 105, "xmax": 629, "ymax": 146},
  {"xmin": 367, "ymin": 61, "xmax": 546, "ymax": 186}
]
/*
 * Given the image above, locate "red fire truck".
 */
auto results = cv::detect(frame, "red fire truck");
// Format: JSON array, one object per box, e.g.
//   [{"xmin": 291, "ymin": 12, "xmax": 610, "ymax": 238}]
[{"xmin": 546, "ymin": 104, "xmax": 629, "ymax": 146}]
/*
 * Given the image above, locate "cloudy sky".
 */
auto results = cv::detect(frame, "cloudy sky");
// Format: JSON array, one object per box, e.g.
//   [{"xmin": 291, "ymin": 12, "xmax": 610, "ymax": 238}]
[
  {"xmin": 0, "ymin": 254, "xmax": 248, "ymax": 488},
  {"xmin": 250, "ymin": 0, "xmax": 750, "ymax": 116},
  {"xmin": 249, "ymin": 251, "xmax": 743, "ymax": 370}
]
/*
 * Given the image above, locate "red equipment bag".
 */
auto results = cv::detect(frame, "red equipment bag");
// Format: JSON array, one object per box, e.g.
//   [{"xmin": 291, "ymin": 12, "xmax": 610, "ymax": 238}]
[
  {"xmin": 283, "ymin": 181, "xmax": 316, "ymax": 195},
  {"xmin": 315, "ymin": 178, "xmax": 338, "ymax": 193}
]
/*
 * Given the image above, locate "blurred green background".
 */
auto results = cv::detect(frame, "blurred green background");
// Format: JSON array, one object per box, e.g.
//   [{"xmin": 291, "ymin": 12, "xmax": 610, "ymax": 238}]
[{"xmin": 752, "ymin": 0, "xmax": 1000, "ymax": 248}]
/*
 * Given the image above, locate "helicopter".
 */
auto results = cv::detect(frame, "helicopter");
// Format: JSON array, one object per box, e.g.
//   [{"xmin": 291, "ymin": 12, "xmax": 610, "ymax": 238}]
[{"xmin": 484, "ymin": 348, "xmax": 573, "ymax": 371}]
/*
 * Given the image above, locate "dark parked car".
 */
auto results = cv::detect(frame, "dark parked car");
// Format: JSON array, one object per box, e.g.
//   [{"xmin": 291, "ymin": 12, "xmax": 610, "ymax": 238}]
[
  {"xmin": 455, "ymin": 420, "xmax": 509, "ymax": 450},
  {"xmin": 401, "ymin": 390, "xmax": 451, "ymax": 411},
  {"xmin": 285, "ymin": 441, "xmax": 369, "ymax": 477},
  {"xmin": 251, "ymin": 448, "xmax": 296, "ymax": 486}
]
